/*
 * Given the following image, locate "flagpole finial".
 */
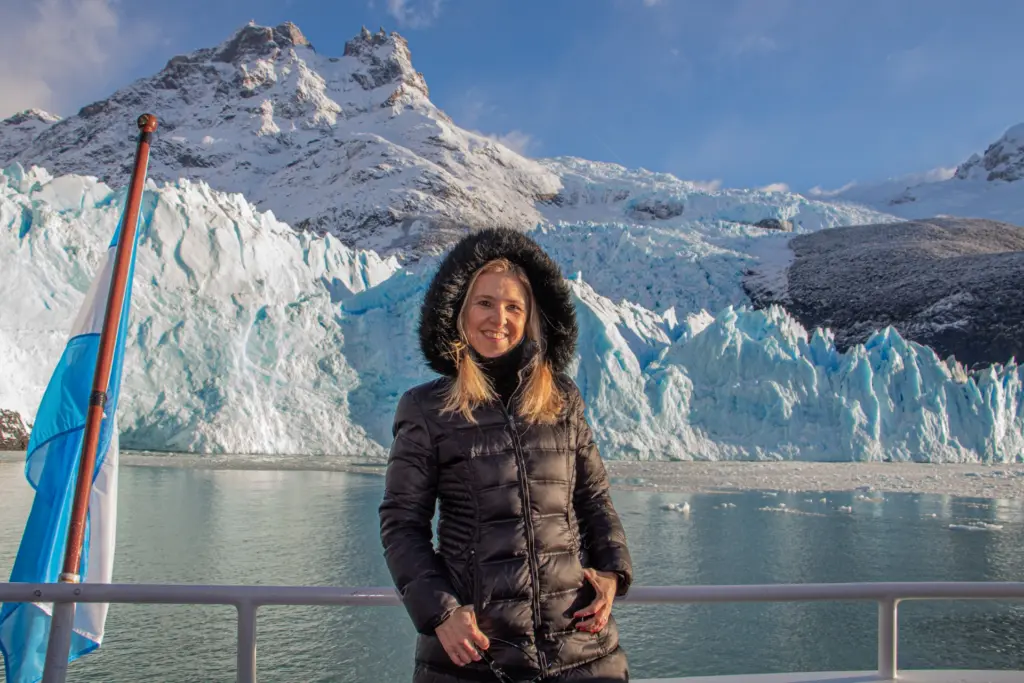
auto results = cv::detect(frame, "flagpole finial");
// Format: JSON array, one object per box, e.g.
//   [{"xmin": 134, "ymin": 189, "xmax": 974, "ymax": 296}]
[{"xmin": 137, "ymin": 113, "xmax": 158, "ymax": 133}]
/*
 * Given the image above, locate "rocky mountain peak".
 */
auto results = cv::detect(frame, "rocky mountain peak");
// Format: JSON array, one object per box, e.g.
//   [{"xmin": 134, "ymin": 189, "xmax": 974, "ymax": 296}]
[
  {"xmin": 214, "ymin": 21, "xmax": 314, "ymax": 64},
  {"xmin": 343, "ymin": 25, "xmax": 428, "ymax": 98},
  {"xmin": 3, "ymin": 109, "xmax": 62, "ymax": 126},
  {"xmin": 954, "ymin": 123, "xmax": 1024, "ymax": 183},
  {"xmin": 0, "ymin": 109, "xmax": 62, "ymax": 167},
  {"xmin": 0, "ymin": 21, "xmax": 558, "ymax": 257},
  {"xmin": 0, "ymin": 408, "xmax": 29, "ymax": 450}
]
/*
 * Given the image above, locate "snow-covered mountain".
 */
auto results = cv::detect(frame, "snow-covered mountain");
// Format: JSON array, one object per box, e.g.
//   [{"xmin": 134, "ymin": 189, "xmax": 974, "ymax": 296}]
[
  {"xmin": 0, "ymin": 109, "xmax": 61, "ymax": 168},
  {"xmin": 3, "ymin": 167, "xmax": 1022, "ymax": 461},
  {"xmin": 955, "ymin": 123, "xmax": 1024, "ymax": 183},
  {"xmin": 815, "ymin": 124, "xmax": 1024, "ymax": 225},
  {"xmin": 0, "ymin": 20, "xmax": 919, "ymax": 258},
  {"xmin": 0, "ymin": 23, "xmax": 560, "ymax": 256}
]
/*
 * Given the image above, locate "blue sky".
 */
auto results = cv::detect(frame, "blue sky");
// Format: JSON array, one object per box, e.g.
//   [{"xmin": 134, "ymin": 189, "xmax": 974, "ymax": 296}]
[{"xmin": 2, "ymin": 0, "xmax": 1024, "ymax": 192}]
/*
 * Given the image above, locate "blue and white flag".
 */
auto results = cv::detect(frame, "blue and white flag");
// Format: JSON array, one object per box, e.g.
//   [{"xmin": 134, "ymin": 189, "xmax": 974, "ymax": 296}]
[{"xmin": 0, "ymin": 199, "xmax": 146, "ymax": 683}]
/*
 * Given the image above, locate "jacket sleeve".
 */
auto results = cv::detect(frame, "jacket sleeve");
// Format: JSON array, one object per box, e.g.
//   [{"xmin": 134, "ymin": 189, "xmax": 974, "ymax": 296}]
[
  {"xmin": 379, "ymin": 389, "xmax": 461, "ymax": 634},
  {"xmin": 571, "ymin": 387, "xmax": 634, "ymax": 597}
]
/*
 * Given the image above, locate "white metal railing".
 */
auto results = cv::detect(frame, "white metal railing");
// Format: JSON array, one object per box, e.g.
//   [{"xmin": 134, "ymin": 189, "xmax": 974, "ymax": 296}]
[{"xmin": 2, "ymin": 581, "xmax": 1024, "ymax": 682}]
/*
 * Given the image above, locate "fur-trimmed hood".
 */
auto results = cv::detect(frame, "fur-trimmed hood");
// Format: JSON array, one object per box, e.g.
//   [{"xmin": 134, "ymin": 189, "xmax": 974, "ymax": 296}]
[{"xmin": 418, "ymin": 228, "xmax": 578, "ymax": 377}]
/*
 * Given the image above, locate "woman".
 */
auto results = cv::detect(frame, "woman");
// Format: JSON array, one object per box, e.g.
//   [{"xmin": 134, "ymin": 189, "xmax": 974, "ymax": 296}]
[{"xmin": 379, "ymin": 227, "xmax": 632, "ymax": 682}]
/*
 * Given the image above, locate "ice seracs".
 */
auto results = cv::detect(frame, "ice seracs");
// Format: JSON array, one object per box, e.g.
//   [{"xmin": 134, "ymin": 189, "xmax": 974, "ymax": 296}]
[
  {"xmin": 1, "ymin": 164, "xmax": 398, "ymax": 456},
  {"xmin": 3, "ymin": 166, "xmax": 1022, "ymax": 462}
]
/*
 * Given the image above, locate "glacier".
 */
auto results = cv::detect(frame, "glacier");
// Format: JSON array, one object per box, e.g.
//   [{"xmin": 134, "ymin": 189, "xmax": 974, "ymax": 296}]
[
  {"xmin": 1, "ymin": 164, "xmax": 398, "ymax": 456},
  {"xmin": 3, "ymin": 164, "xmax": 1022, "ymax": 462}
]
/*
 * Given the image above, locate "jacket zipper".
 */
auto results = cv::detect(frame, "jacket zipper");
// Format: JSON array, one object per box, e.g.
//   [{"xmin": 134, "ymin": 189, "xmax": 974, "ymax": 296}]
[
  {"xmin": 501, "ymin": 392, "xmax": 547, "ymax": 672},
  {"xmin": 467, "ymin": 547, "xmax": 482, "ymax": 609}
]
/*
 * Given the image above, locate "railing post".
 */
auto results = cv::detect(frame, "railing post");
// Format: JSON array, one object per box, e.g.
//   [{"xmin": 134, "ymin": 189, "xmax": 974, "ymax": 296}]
[
  {"xmin": 877, "ymin": 597, "xmax": 898, "ymax": 680},
  {"xmin": 41, "ymin": 600, "xmax": 77, "ymax": 683},
  {"xmin": 237, "ymin": 602, "xmax": 257, "ymax": 683}
]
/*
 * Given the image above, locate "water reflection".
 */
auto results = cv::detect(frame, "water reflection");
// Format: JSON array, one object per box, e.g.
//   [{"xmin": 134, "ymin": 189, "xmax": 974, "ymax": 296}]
[{"xmin": 1, "ymin": 462, "xmax": 1022, "ymax": 682}]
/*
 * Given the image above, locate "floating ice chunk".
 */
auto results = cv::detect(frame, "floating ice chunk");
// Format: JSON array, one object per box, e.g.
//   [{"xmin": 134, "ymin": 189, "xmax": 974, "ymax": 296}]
[{"xmin": 948, "ymin": 522, "xmax": 1003, "ymax": 531}]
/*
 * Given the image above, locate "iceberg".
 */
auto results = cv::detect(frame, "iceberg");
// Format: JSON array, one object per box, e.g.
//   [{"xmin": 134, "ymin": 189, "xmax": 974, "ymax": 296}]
[{"xmin": 2, "ymin": 165, "xmax": 1022, "ymax": 462}]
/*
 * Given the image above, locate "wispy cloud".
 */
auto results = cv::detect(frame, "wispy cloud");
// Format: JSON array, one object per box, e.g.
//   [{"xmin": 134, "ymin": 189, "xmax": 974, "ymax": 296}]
[
  {"xmin": 490, "ymin": 130, "xmax": 537, "ymax": 155},
  {"xmin": 452, "ymin": 89, "xmax": 492, "ymax": 129},
  {"xmin": 758, "ymin": 182, "xmax": 790, "ymax": 193},
  {"xmin": 691, "ymin": 179, "xmax": 723, "ymax": 192},
  {"xmin": 807, "ymin": 166, "xmax": 956, "ymax": 198},
  {"xmin": 0, "ymin": 0, "xmax": 157, "ymax": 118},
  {"xmin": 922, "ymin": 166, "xmax": 957, "ymax": 182},
  {"xmin": 806, "ymin": 182, "xmax": 856, "ymax": 198},
  {"xmin": 718, "ymin": 0, "xmax": 788, "ymax": 59},
  {"xmin": 385, "ymin": 0, "xmax": 444, "ymax": 29},
  {"xmin": 449, "ymin": 89, "xmax": 539, "ymax": 156},
  {"xmin": 471, "ymin": 126, "xmax": 540, "ymax": 156}
]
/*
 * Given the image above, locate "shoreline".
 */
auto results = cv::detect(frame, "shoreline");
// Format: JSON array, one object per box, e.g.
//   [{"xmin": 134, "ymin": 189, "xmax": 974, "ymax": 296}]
[
  {"xmin": 604, "ymin": 460, "xmax": 1024, "ymax": 500},
  {"xmin": 4, "ymin": 451, "xmax": 1023, "ymax": 499}
]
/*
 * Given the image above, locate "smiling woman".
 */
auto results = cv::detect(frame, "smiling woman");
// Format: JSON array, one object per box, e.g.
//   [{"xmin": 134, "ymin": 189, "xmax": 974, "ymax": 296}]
[
  {"xmin": 379, "ymin": 227, "xmax": 633, "ymax": 683},
  {"xmin": 444, "ymin": 257, "xmax": 564, "ymax": 426},
  {"xmin": 461, "ymin": 260, "xmax": 529, "ymax": 359}
]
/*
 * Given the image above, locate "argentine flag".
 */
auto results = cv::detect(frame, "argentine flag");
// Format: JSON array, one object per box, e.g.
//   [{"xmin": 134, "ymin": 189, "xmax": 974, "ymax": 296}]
[{"xmin": 0, "ymin": 198, "xmax": 146, "ymax": 683}]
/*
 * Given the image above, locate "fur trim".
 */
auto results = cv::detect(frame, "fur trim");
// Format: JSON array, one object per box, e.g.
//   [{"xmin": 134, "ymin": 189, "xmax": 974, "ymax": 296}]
[{"xmin": 418, "ymin": 228, "xmax": 577, "ymax": 377}]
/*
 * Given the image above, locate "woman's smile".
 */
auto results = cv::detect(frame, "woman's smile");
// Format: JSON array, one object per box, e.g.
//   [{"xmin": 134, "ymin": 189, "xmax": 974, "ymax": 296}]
[{"xmin": 465, "ymin": 271, "xmax": 527, "ymax": 357}]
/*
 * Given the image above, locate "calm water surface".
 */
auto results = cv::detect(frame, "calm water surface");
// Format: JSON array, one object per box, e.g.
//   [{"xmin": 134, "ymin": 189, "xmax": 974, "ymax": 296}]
[{"xmin": 2, "ymin": 460, "xmax": 1023, "ymax": 682}]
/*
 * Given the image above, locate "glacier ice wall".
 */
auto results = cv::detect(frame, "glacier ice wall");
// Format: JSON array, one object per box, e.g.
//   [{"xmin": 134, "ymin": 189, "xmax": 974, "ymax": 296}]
[
  {"xmin": 2, "ymin": 165, "xmax": 1022, "ymax": 462},
  {"xmin": 602, "ymin": 297, "xmax": 1024, "ymax": 463},
  {"xmin": 1, "ymin": 164, "xmax": 399, "ymax": 456},
  {"xmin": 339, "ymin": 261, "xmax": 1024, "ymax": 463}
]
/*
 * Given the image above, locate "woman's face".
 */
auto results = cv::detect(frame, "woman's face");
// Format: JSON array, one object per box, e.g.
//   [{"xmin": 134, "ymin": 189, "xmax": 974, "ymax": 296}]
[{"xmin": 464, "ymin": 271, "xmax": 529, "ymax": 358}]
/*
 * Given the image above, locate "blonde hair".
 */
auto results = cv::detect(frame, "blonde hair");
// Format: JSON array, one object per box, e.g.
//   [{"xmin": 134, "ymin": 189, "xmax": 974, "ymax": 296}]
[{"xmin": 441, "ymin": 258, "xmax": 564, "ymax": 424}]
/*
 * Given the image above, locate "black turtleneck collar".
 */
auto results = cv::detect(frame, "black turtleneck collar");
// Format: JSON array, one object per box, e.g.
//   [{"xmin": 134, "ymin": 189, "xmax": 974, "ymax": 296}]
[{"xmin": 471, "ymin": 340, "xmax": 539, "ymax": 407}]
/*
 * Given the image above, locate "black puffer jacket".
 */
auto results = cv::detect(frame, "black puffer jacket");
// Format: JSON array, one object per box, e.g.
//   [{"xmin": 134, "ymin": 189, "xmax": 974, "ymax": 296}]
[{"xmin": 379, "ymin": 228, "xmax": 633, "ymax": 682}]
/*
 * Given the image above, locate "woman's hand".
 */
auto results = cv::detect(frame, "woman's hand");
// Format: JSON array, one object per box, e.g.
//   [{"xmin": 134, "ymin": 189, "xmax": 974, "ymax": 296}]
[
  {"xmin": 436, "ymin": 605, "xmax": 490, "ymax": 666},
  {"xmin": 574, "ymin": 568, "xmax": 619, "ymax": 632}
]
